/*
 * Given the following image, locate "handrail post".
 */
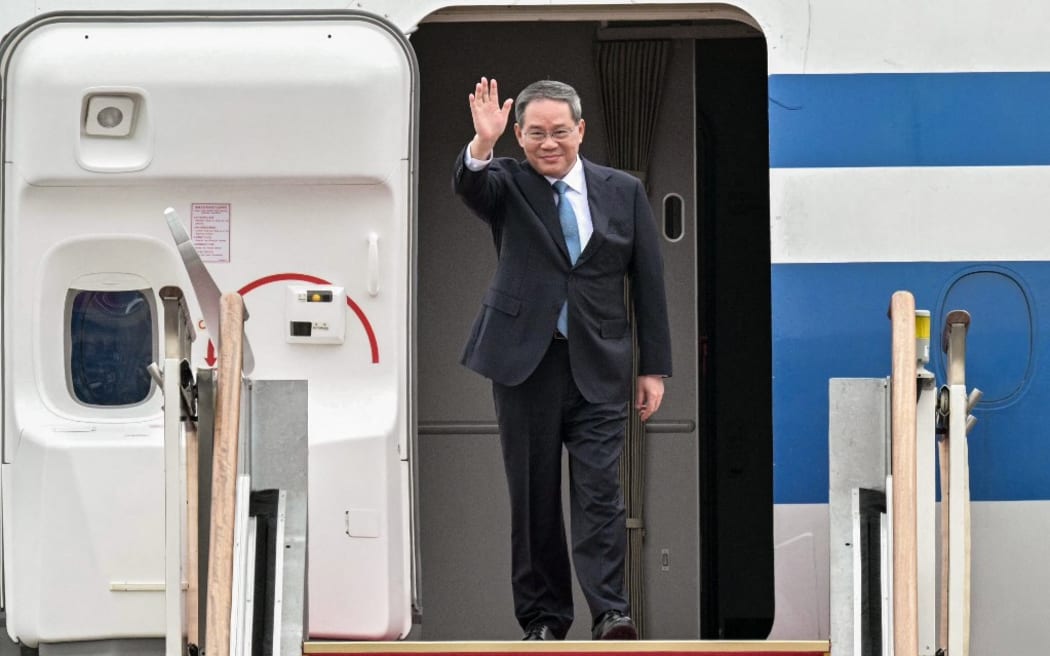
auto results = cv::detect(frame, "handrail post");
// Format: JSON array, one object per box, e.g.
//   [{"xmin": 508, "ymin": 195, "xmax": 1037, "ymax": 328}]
[
  {"xmin": 159, "ymin": 286, "xmax": 198, "ymax": 656},
  {"xmin": 915, "ymin": 309, "xmax": 937, "ymax": 656},
  {"xmin": 941, "ymin": 310, "xmax": 974, "ymax": 656}
]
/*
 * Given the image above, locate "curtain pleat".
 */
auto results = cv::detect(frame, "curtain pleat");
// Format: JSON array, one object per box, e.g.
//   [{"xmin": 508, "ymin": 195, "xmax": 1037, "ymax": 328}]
[
  {"xmin": 598, "ymin": 39, "xmax": 670, "ymax": 639},
  {"xmin": 597, "ymin": 40, "xmax": 670, "ymax": 184}
]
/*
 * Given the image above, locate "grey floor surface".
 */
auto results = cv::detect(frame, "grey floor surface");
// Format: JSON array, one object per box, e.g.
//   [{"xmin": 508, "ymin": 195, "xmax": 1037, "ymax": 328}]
[{"xmin": 0, "ymin": 614, "xmax": 19, "ymax": 655}]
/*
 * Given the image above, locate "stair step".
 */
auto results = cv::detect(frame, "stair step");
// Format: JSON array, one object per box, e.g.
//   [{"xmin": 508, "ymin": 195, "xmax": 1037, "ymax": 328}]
[{"xmin": 302, "ymin": 640, "xmax": 831, "ymax": 656}]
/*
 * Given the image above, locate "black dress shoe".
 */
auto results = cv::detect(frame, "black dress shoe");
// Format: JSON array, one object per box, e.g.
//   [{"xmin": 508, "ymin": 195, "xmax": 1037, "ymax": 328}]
[
  {"xmin": 522, "ymin": 625, "xmax": 556, "ymax": 640},
  {"xmin": 592, "ymin": 610, "xmax": 638, "ymax": 640}
]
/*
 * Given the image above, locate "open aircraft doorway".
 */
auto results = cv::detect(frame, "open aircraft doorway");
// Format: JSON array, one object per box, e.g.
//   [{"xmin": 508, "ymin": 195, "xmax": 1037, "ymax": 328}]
[{"xmin": 410, "ymin": 10, "xmax": 772, "ymax": 640}]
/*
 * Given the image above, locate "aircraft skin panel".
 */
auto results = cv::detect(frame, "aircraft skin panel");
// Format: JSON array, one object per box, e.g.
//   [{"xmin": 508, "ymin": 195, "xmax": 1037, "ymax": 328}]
[
  {"xmin": 771, "ymin": 165, "xmax": 1050, "ymax": 265},
  {"xmin": 766, "ymin": 64, "xmax": 1050, "ymax": 648},
  {"xmin": 772, "ymin": 260, "xmax": 1048, "ymax": 505}
]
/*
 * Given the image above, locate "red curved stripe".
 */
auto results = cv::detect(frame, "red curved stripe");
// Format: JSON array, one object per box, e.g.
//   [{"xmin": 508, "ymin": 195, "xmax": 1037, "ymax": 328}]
[
  {"xmin": 236, "ymin": 272, "xmax": 380, "ymax": 364},
  {"xmin": 342, "ymin": 295, "xmax": 379, "ymax": 364}
]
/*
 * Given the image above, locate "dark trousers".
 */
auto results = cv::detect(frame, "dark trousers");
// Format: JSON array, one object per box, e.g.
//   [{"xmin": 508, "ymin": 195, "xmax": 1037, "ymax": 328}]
[{"xmin": 492, "ymin": 338, "xmax": 630, "ymax": 638}]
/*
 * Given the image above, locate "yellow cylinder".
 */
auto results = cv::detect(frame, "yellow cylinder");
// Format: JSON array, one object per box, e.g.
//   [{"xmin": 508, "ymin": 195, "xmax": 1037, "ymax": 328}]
[{"xmin": 915, "ymin": 309, "xmax": 931, "ymax": 364}]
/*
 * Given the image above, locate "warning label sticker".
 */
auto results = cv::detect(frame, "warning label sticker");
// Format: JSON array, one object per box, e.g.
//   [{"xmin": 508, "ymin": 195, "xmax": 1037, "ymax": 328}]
[{"xmin": 190, "ymin": 203, "xmax": 231, "ymax": 263}]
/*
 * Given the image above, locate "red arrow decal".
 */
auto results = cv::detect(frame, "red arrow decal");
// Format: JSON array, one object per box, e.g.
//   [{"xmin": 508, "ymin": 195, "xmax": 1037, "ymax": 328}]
[{"xmin": 205, "ymin": 340, "xmax": 217, "ymax": 367}]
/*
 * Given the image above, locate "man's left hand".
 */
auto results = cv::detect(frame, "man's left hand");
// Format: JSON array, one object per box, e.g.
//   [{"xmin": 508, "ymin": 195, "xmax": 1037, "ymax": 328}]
[{"xmin": 635, "ymin": 375, "xmax": 664, "ymax": 422}]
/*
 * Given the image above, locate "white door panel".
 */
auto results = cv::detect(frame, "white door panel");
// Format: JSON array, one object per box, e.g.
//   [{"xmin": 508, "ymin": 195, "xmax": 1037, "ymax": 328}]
[{"xmin": 1, "ymin": 12, "xmax": 417, "ymax": 644}]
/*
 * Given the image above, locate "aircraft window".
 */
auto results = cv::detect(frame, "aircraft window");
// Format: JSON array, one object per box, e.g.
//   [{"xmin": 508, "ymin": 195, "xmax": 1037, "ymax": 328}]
[{"xmin": 68, "ymin": 289, "xmax": 154, "ymax": 406}]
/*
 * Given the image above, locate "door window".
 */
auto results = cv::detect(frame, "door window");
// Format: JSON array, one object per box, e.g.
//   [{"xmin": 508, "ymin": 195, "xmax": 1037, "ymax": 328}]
[{"xmin": 67, "ymin": 289, "xmax": 155, "ymax": 406}]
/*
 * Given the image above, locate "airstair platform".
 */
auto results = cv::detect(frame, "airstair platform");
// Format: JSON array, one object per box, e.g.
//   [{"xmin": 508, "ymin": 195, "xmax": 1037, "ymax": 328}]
[{"xmin": 302, "ymin": 641, "xmax": 831, "ymax": 656}]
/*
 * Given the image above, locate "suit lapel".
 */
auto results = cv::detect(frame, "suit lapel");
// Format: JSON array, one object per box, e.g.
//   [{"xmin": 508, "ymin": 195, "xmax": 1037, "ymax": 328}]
[
  {"xmin": 577, "ymin": 159, "xmax": 611, "ymax": 266},
  {"xmin": 513, "ymin": 164, "xmax": 571, "ymax": 262}
]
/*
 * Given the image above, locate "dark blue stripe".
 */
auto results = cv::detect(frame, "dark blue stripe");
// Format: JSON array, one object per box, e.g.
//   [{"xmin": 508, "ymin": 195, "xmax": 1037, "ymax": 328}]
[
  {"xmin": 773, "ymin": 261, "xmax": 1050, "ymax": 504},
  {"xmin": 769, "ymin": 72, "xmax": 1050, "ymax": 168}
]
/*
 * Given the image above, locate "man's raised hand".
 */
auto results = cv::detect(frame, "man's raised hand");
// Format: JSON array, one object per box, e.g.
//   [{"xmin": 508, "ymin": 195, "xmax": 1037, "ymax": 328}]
[{"xmin": 469, "ymin": 77, "xmax": 513, "ymax": 160}]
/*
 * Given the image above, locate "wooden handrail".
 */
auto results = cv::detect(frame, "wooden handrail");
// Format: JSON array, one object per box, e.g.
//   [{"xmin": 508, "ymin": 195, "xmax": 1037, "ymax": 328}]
[
  {"xmin": 890, "ymin": 291, "xmax": 918, "ymax": 656},
  {"xmin": 205, "ymin": 293, "xmax": 246, "ymax": 656}
]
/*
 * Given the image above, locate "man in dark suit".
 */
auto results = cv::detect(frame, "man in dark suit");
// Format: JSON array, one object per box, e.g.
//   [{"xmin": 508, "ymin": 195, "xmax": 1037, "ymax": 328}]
[{"xmin": 453, "ymin": 77, "xmax": 672, "ymax": 641}]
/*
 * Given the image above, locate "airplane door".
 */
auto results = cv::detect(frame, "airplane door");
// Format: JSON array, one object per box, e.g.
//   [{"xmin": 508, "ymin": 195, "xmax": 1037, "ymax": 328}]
[{"xmin": 0, "ymin": 11, "xmax": 417, "ymax": 645}]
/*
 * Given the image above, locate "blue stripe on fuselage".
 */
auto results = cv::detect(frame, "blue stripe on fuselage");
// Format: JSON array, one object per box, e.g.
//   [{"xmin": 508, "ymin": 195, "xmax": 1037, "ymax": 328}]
[
  {"xmin": 769, "ymin": 72, "xmax": 1050, "ymax": 168},
  {"xmin": 773, "ymin": 261, "xmax": 1047, "ymax": 504}
]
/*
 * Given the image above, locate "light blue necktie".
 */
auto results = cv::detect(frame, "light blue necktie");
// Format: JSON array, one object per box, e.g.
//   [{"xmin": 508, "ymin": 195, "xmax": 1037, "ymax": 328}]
[{"xmin": 554, "ymin": 180, "xmax": 581, "ymax": 337}]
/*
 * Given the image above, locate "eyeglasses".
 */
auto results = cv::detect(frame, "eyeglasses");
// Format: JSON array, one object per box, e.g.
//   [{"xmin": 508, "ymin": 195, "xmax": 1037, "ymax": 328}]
[{"xmin": 522, "ymin": 126, "xmax": 577, "ymax": 143}]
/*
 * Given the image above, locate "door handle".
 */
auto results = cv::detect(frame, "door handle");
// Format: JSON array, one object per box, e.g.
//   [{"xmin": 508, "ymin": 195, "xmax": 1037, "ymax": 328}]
[{"xmin": 367, "ymin": 232, "xmax": 380, "ymax": 296}]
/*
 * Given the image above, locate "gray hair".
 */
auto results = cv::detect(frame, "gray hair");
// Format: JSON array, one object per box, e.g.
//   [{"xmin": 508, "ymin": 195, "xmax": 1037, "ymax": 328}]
[{"xmin": 514, "ymin": 80, "xmax": 583, "ymax": 125}]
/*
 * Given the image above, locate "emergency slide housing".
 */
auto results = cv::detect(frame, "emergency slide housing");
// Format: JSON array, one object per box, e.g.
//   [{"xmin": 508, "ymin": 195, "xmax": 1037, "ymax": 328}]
[{"xmin": 0, "ymin": 12, "xmax": 416, "ymax": 647}]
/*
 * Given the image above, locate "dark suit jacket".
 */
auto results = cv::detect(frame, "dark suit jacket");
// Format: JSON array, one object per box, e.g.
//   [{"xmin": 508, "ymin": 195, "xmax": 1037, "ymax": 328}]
[{"xmin": 453, "ymin": 147, "xmax": 672, "ymax": 403}]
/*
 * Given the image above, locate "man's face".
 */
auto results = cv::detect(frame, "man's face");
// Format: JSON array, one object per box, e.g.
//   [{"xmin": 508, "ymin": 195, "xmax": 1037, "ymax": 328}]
[{"xmin": 514, "ymin": 98, "xmax": 586, "ymax": 179}]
